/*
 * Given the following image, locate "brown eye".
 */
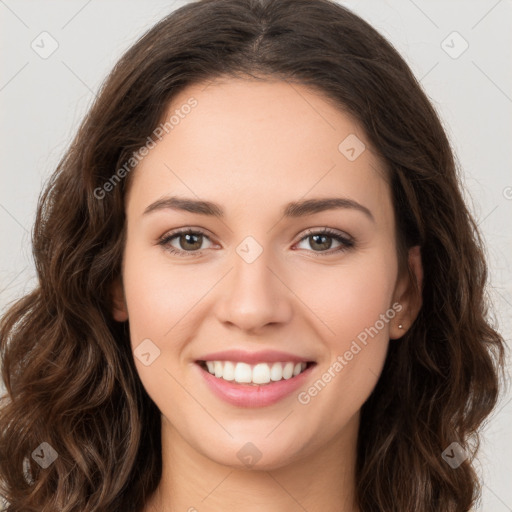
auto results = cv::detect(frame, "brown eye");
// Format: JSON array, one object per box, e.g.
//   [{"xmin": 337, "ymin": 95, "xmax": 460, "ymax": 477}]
[
  {"xmin": 176, "ymin": 232, "xmax": 203, "ymax": 251},
  {"xmin": 158, "ymin": 229, "xmax": 213, "ymax": 256},
  {"xmin": 308, "ymin": 233, "xmax": 334, "ymax": 251},
  {"xmin": 295, "ymin": 228, "xmax": 354, "ymax": 255}
]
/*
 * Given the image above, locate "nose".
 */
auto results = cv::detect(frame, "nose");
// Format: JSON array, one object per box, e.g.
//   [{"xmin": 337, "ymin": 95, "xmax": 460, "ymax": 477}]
[{"xmin": 214, "ymin": 246, "xmax": 293, "ymax": 334}]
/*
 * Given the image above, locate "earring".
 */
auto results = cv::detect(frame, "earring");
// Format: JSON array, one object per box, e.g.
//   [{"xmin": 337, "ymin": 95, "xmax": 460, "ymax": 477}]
[{"xmin": 398, "ymin": 324, "xmax": 403, "ymax": 329}]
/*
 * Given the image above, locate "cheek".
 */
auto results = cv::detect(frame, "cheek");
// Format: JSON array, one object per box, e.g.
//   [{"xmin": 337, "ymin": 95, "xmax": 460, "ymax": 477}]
[
  {"xmin": 120, "ymin": 244, "xmax": 202, "ymax": 405},
  {"xmin": 294, "ymin": 251, "xmax": 397, "ymax": 346},
  {"xmin": 293, "ymin": 249, "xmax": 396, "ymax": 405},
  {"xmin": 121, "ymin": 240, "xmax": 206, "ymax": 342},
  {"xmin": 292, "ymin": 265, "xmax": 394, "ymax": 438}
]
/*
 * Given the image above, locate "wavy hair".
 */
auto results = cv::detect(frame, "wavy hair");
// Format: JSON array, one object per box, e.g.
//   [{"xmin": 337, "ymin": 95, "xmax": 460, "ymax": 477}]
[{"xmin": 0, "ymin": 0, "xmax": 506, "ymax": 510}]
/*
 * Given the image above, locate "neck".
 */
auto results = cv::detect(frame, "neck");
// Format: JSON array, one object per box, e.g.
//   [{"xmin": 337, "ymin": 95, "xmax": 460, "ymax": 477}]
[{"xmin": 145, "ymin": 413, "xmax": 360, "ymax": 512}]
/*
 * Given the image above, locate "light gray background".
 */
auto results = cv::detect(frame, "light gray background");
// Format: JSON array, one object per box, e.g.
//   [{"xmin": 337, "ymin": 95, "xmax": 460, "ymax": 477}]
[{"xmin": 1, "ymin": 0, "xmax": 511, "ymax": 510}]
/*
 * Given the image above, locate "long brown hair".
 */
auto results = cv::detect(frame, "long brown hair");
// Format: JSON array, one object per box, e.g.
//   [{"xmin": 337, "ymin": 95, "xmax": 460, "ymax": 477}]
[{"xmin": 0, "ymin": 0, "xmax": 506, "ymax": 510}]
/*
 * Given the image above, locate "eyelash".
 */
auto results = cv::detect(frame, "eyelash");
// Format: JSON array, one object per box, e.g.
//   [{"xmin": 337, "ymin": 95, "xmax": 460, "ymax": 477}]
[{"xmin": 157, "ymin": 227, "xmax": 355, "ymax": 258}]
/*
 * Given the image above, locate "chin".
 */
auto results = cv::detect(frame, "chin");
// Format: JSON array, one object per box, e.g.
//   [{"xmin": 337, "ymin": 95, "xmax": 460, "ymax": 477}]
[{"xmin": 200, "ymin": 438, "xmax": 307, "ymax": 472}]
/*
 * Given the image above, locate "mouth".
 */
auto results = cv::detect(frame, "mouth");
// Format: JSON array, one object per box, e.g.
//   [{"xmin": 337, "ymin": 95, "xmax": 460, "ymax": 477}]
[{"xmin": 196, "ymin": 360, "xmax": 317, "ymax": 386}]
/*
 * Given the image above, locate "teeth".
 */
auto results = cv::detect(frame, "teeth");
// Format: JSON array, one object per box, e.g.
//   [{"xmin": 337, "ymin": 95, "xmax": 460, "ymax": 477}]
[
  {"xmin": 253, "ymin": 363, "xmax": 270, "ymax": 384},
  {"xmin": 283, "ymin": 362, "xmax": 294, "ymax": 379},
  {"xmin": 270, "ymin": 362, "xmax": 283, "ymax": 381},
  {"xmin": 234, "ymin": 362, "xmax": 252, "ymax": 383},
  {"xmin": 202, "ymin": 360, "xmax": 308, "ymax": 385},
  {"xmin": 223, "ymin": 361, "xmax": 235, "ymax": 381}
]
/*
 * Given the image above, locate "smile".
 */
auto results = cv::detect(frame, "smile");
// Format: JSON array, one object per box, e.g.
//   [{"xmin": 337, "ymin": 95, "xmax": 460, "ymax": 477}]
[
  {"xmin": 195, "ymin": 359, "xmax": 317, "ymax": 408},
  {"xmin": 198, "ymin": 360, "xmax": 313, "ymax": 385}
]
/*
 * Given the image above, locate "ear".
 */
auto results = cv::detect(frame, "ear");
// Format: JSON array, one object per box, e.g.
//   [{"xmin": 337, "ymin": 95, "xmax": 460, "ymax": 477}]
[
  {"xmin": 389, "ymin": 245, "xmax": 423, "ymax": 339},
  {"xmin": 111, "ymin": 276, "xmax": 129, "ymax": 322}
]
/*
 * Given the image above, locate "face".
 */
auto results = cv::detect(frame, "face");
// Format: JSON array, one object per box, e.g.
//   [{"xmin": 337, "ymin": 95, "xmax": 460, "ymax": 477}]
[{"xmin": 112, "ymin": 77, "xmax": 422, "ymax": 470}]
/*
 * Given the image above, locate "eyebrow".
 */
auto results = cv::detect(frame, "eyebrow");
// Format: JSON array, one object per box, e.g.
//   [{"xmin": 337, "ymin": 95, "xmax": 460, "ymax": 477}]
[{"xmin": 143, "ymin": 195, "xmax": 375, "ymax": 223}]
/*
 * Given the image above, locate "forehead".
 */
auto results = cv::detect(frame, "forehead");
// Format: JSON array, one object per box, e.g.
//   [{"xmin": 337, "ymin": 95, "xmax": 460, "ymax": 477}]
[{"xmin": 126, "ymin": 77, "xmax": 391, "ymax": 224}]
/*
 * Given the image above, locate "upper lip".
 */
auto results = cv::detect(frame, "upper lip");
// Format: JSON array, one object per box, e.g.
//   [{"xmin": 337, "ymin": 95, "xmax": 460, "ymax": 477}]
[{"xmin": 196, "ymin": 349, "xmax": 315, "ymax": 365}]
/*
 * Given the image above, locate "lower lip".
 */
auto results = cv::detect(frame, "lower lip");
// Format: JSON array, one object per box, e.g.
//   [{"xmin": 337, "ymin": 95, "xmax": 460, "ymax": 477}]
[{"xmin": 196, "ymin": 362, "xmax": 316, "ymax": 408}]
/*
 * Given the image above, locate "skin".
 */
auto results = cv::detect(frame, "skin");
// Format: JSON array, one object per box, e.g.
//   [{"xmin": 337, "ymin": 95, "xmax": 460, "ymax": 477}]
[{"xmin": 111, "ymin": 77, "xmax": 423, "ymax": 512}]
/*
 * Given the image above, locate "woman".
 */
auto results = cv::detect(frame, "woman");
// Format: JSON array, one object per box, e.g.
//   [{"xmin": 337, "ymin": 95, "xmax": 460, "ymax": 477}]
[{"xmin": 0, "ymin": 0, "xmax": 506, "ymax": 510}]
